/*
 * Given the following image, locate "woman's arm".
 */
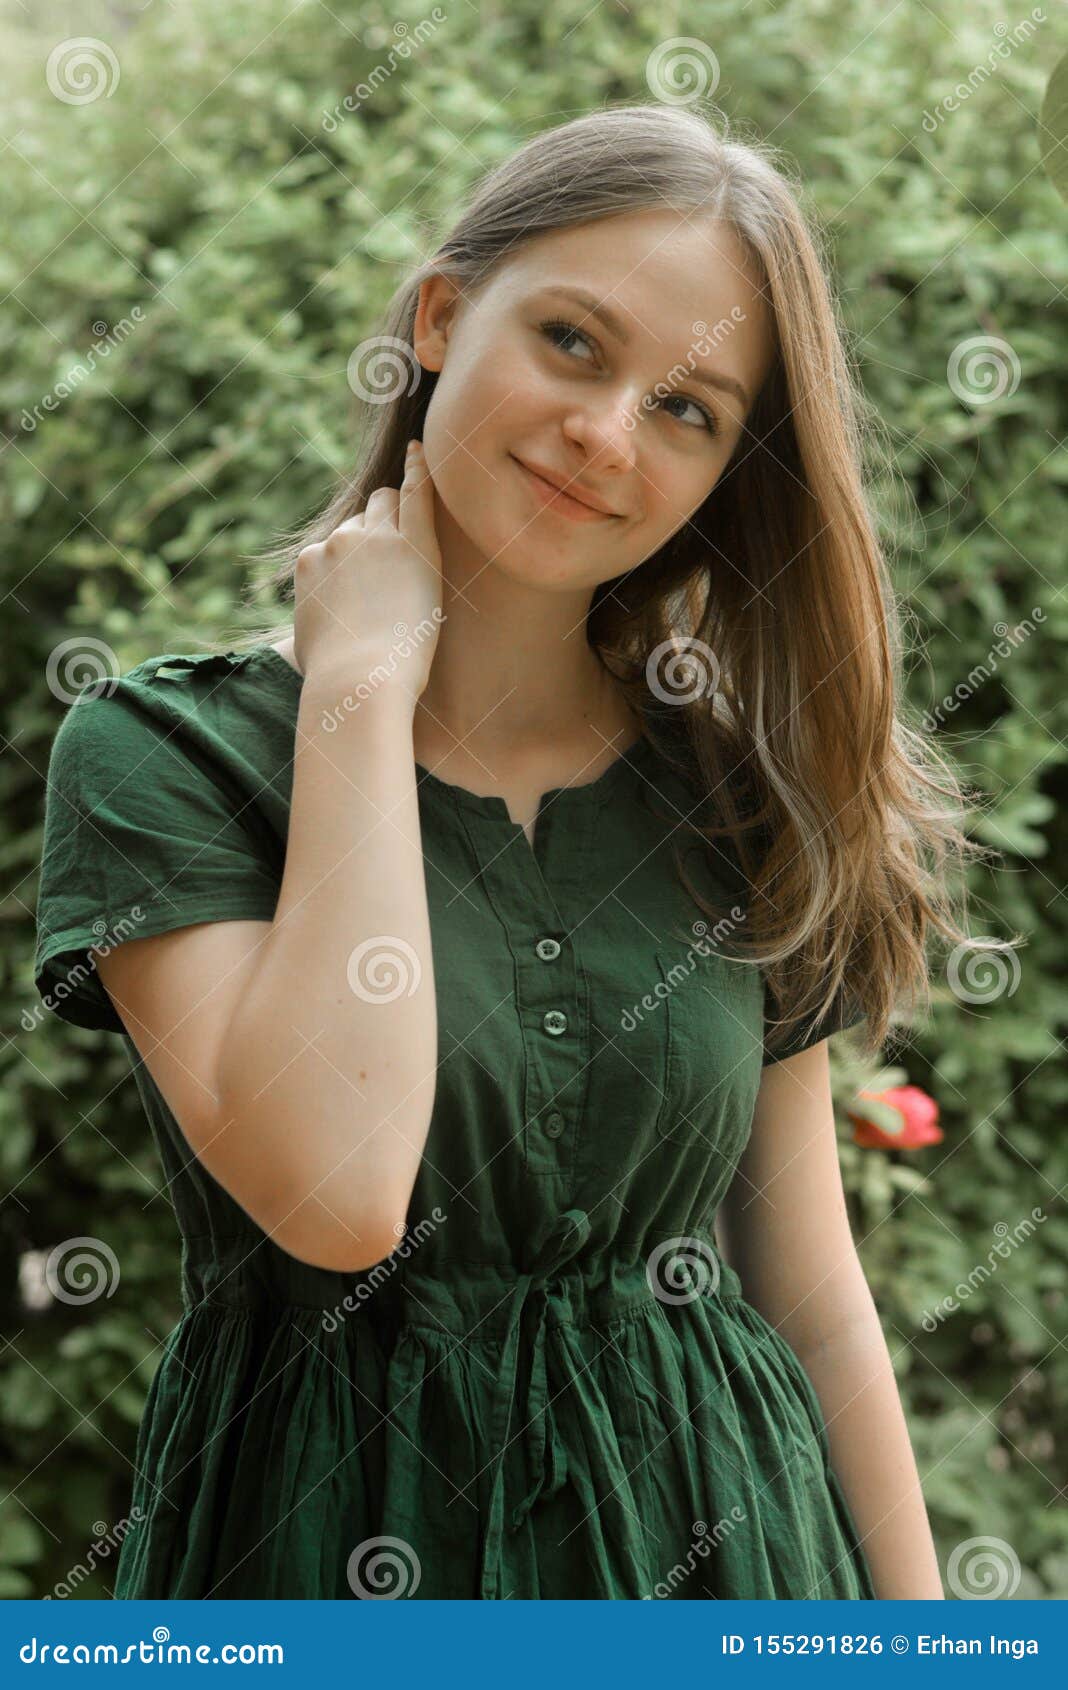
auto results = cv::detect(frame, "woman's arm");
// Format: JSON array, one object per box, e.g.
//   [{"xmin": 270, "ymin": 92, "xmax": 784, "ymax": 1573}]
[
  {"xmin": 216, "ymin": 676, "xmax": 436, "ymax": 1270},
  {"xmin": 716, "ymin": 1040, "xmax": 944, "ymax": 1600}
]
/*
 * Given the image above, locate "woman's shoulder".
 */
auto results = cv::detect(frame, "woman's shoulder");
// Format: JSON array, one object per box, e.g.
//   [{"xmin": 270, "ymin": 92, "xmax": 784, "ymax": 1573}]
[
  {"xmin": 64, "ymin": 643, "xmax": 295, "ymax": 720},
  {"xmin": 35, "ymin": 645, "xmax": 288, "ymax": 1033},
  {"xmin": 45, "ymin": 644, "xmax": 300, "ymax": 805},
  {"xmin": 124, "ymin": 645, "xmax": 270, "ymax": 689}
]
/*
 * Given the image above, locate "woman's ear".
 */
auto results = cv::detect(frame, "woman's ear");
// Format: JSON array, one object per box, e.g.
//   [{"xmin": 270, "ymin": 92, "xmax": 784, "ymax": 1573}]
[{"xmin": 413, "ymin": 274, "xmax": 463, "ymax": 374}]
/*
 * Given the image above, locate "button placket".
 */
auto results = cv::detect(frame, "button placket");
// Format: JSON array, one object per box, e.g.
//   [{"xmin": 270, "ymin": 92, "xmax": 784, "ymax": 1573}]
[
  {"xmin": 523, "ymin": 965, "xmax": 586, "ymax": 1173},
  {"xmin": 455, "ymin": 804, "xmax": 594, "ymax": 1180},
  {"xmin": 518, "ymin": 804, "xmax": 599, "ymax": 1176}
]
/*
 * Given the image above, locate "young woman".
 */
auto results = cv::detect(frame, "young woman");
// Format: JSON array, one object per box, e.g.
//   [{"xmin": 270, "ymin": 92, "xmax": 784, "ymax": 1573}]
[{"xmin": 34, "ymin": 104, "xmax": 982, "ymax": 1600}]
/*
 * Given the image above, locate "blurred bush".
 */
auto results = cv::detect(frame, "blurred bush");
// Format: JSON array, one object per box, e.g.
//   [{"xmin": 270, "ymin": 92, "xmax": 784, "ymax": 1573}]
[{"xmin": 2, "ymin": 0, "xmax": 1064, "ymax": 1598}]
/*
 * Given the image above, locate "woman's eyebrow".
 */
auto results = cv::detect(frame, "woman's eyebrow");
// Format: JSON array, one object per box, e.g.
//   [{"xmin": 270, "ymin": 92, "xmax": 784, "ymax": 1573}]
[{"xmin": 535, "ymin": 283, "xmax": 749, "ymax": 408}]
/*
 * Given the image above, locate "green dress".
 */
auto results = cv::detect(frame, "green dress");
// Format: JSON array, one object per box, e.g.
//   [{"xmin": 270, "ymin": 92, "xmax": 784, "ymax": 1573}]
[{"xmin": 33, "ymin": 644, "xmax": 876, "ymax": 1601}]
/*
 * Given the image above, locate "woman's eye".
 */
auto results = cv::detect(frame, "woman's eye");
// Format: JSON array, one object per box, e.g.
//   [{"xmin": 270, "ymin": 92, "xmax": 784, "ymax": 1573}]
[
  {"xmin": 660, "ymin": 392, "xmax": 720, "ymax": 436},
  {"xmin": 537, "ymin": 317, "xmax": 720, "ymax": 437},
  {"xmin": 539, "ymin": 317, "xmax": 596, "ymax": 361}
]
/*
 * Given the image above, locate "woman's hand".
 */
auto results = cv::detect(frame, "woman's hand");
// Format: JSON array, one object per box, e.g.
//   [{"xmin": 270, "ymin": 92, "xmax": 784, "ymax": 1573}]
[{"xmin": 294, "ymin": 440, "xmax": 442, "ymax": 702}]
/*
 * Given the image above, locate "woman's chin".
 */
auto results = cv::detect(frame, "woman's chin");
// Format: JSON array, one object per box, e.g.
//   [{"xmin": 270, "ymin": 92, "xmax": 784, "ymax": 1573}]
[{"xmin": 486, "ymin": 547, "xmax": 600, "ymax": 592}]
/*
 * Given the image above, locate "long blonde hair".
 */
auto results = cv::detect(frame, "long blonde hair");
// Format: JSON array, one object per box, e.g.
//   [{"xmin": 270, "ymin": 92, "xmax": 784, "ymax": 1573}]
[{"xmin": 217, "ymin": 101, "xmax": 1002, "ymax": 1059}]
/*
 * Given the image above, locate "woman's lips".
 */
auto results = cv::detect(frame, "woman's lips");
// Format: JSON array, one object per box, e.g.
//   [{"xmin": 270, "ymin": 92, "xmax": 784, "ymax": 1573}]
[{"xmin": 511, "ymin": 456, "xmax": 615, "ymax": 523}]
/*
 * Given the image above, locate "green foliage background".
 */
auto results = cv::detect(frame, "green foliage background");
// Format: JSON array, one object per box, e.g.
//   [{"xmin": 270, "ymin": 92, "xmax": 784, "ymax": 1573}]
[{"xmin": 2, "ymin": 0, "xmax": 1065, "ymax": 1598}]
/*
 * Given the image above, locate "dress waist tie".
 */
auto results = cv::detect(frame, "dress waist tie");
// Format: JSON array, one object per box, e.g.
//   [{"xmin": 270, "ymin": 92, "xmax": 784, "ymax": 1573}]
[{"xmin": 478, "ymin": 1207, "xmax": 592, "ymax": 1600}]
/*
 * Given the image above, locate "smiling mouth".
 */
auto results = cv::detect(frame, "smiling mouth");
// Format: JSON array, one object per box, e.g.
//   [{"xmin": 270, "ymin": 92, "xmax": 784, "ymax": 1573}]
[{"xmin": 511, "ymin": 456, "xmax": 618, "ymax": 521}]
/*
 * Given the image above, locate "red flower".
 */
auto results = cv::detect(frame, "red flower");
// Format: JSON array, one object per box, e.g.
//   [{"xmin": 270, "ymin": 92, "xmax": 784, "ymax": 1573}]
[{"xmin": 847, "ymin": 1085, "xmax": 943, "ymax": 1150}]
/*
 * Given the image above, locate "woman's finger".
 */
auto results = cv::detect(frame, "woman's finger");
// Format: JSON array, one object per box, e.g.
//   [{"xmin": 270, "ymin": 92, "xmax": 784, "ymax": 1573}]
[
  {"xmin": 398, "ymin": 441, "xmax": 439, "ymax": 575},
  {"xmin": 363, "ymin": 485, "xmax": 398, "ymax": 525}
]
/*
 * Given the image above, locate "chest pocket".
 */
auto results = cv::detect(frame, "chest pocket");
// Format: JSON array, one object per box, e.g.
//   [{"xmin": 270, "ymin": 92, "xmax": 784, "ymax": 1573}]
[{"xmin": 654, "ymin": 947, "xmax": 763, "ymax": 1146}]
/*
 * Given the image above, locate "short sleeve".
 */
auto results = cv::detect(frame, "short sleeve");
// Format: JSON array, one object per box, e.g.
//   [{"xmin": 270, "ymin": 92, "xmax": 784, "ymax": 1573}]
[
  {"xmin": 33, "ymin": 682, "xmax": 281, "ymax": 1033},
  {"xmin": 762, "ymin": 978, "xmax": 866, "ymax": 1066}
]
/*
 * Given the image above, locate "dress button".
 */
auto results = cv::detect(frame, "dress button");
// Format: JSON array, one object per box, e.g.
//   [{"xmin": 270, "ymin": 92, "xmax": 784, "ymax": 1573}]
[
  {"xmin": 542, "ymin": 1009, "xmax": 568, "ymax": 1036},
  {"xmin": 543, "ymin": 1111, "xmax": 565, "ymax": 1138},
  {"xmin": 535, "ymin": 937, "xmax": 561, "ymax": 962}
]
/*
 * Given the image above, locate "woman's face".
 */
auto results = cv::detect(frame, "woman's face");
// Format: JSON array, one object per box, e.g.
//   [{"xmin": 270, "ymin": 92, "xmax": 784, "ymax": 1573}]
[{"xmin": 413, "ymin": 207, "xmax": 776, "ymax": 593}]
